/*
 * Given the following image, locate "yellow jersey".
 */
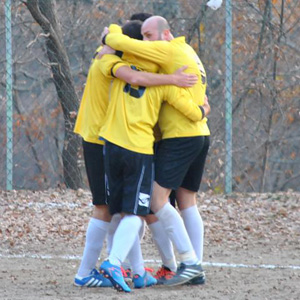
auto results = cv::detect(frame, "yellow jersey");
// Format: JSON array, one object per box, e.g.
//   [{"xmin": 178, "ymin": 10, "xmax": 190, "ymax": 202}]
[
  {"xmin": 98, "ymin": 54, "xmax": 205, "ymax": 155},
  {"xmin": 104, "ymin": 25, "xmax": 210, "ymax": 139},
  {"xmin": 73, "ymin": 46, "xmax": 110, "ymax": 145}
]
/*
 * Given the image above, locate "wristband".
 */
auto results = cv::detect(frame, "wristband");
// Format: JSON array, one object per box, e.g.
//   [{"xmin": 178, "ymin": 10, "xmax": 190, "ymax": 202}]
[
  {"xmin": 199, "ymin": 105, "xmax": 205, "ymax": 120},
  {"xmin": 102, "ymin": 34, "xmax": 107, "ymax": 45}
]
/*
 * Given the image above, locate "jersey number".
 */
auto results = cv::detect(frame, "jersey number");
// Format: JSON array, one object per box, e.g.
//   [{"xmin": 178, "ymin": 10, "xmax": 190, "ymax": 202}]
[
  {"xmin": 123, "ymin": 65, "xmax": 146, "ymax": 99},
  {"xmin": 123, "ymin": 83, "xmax": 146, "ymax": 99}
]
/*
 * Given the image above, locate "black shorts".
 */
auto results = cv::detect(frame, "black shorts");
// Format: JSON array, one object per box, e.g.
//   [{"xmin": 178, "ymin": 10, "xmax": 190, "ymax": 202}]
[
  {"xmin": 155, "ymin": 136, "xmax": 210, "ymax": 192},
  {"xmin": 104, "ymin": 141, "xmax": 154, "ymax": 216},
  {"xmin": 82, "ymin": 140, "xmax": 106, "ymax": 205}
]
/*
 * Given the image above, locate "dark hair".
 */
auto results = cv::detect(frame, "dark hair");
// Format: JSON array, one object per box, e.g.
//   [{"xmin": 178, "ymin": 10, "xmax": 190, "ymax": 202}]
[
  {"xmin": 122, "ymin": 20, "xmax": 143, "ymax": 40},
  {"xmin": 129, "ymin": 12, "xmax": 152, "ymax": 22}
]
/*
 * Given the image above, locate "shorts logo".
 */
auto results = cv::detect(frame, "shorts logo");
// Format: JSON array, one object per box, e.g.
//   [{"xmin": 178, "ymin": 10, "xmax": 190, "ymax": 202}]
[{"xmin": 138, "ymin": 192, "xmax": 150, "ymax": 208}]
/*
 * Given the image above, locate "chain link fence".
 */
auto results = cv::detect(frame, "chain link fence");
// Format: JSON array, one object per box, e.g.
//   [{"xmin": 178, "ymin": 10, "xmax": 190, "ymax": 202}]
[
  {"xmin": 1, "ymin": 0, "xmax": 299, "ymax": 192},
  {"xmin": 4, "ymin": 0, "xmax": 13, "ymax": 191}
]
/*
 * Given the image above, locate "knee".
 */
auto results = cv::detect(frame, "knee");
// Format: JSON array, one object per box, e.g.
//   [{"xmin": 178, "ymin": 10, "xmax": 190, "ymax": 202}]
[{"xmin": 92, "ymin": 205, "xmax": 111, "ymax": 222}]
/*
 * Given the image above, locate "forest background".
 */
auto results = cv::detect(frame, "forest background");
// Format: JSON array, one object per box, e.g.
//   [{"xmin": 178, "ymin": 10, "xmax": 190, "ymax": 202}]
[{"xmin": 0, "ymin": 0, "xmax": 299, "ymax": 193}]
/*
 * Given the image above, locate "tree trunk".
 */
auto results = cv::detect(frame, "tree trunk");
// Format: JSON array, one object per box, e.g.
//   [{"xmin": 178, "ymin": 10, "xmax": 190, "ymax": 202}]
[
  {"xmin": 25, "ymin": 0, "xmax": 82, "ymax": 189},
  {"xmin": 261, "ymin": 0, "xmax": 284, "ymax": 192}
]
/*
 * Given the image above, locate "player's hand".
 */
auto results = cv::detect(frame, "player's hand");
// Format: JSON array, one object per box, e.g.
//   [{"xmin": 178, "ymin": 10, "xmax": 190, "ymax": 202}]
[
  {"xmin": 172, "ymin": 66, "xmax": 198, "ymax": 87},
  {"xmin": 96, "ymin": 45, "xmax": 115, "ymax": 60},
  {"xmin": 204, "ymin": 94, "xmax": 209, "ymax": 106},
  {"xmin": 203, "ymin": 94, "xmax": 211, "ymax": 117},
  {"xmin": 100, "ymin": 26, "xmax": 109, "ymax": 44}
]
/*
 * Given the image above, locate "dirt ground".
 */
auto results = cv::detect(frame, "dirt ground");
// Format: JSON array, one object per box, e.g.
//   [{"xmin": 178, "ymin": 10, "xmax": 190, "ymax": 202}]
[{"xmin": 1, "ymin": 189, "xmax": 299, "ymax": 300}]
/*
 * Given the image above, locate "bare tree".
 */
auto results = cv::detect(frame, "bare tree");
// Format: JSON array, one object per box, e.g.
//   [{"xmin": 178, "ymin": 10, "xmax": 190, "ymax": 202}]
[
  {"xmin": 1, "ymin": 0, "xmax": 299, "ymax": 192},
  {"xmin": 24, "ymin": 0, "xmax": 82, "ymax": 189}
]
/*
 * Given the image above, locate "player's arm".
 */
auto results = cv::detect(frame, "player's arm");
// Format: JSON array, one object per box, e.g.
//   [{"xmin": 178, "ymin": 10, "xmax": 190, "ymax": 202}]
[
  {"xmin": 98, "ymin": 53, "xmax": 128, "ymax": 78},
  {"xmin": 203, "ymin": 94, "xmax": 211, "ymax": 116},
  {"xmin": 164, "ymin": 86, "xmax": 208, "ymax": 122},
  {"xmin": 99, "ymin": 53, "xmax": 197, "ymax": 88},
  {"xmin": 97, "ymin": 45, "xmax": 115, "ymax": 60},
  {"xmin": 115, "ymin": 65, "xmax": 198, "ymax": 88},
  {"xmin": 102, "ymin": 24, "xmax": 171, "ymax": 66}
]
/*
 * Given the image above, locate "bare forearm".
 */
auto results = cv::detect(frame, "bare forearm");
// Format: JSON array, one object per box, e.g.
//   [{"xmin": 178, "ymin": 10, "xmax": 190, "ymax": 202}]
[
  {"xmin": 127, "ymin": 72, "xmax": 177, "ymax": 87},
  {"xmin": 115, "ymin": 67, "xmax": 168, "ymax": 86},
  {"xmin": 115, "ymin": 66, "xmax": 197, "ymax": 87}
]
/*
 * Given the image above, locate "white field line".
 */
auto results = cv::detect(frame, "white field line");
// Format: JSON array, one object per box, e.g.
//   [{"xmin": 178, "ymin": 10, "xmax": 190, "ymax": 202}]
[
  {"xmin": 26, "ymin": 202, "xmax": 93, "ymax": 208},
  {"xmin": 0, "ymin": 253, "xmax": 299, "ymax": 270}
]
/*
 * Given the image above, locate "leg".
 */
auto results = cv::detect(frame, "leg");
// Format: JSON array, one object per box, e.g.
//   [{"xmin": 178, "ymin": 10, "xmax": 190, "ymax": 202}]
[
  {"xmin": 100, "ymin": 214, "xmax": 143, "ymax": 292},
  {"xmin": 177, "ymin": 188, "xmax": 203, "ymax": 262},
  {"xmin": 75, "ymin": 141, "xmax": 112, "ymax": 287},
  {"xmin": 75, "ymin": 206, "xmax": 111, "ymax": 277},
  {"xmin": 106, "ymin": 213, "xmax": 122, "ymax": 256},
  {"xmin": 107, "ymin": 214, "xmax": 143, "ymax": 267},
  {"xmin": 126, "ymin": 227, "xmax": 157, "ymax": 289},
  {"xmin": 176, "ymin": 136, "xmax": 210, "ymax": 285},
  {"xmin": 153, "ymin": 137, "xmax": 206, "ymax": 285},
  {"xmin": 125, "ymin": 218, "xmax": 146, "ymax": 273},
  {"xmin": 177, "ymin": 135, "xmax": 210, "ymax": 263},
  {"xmin": 146, "ymin": 214, "xmax": 177, "ymax": 272},
  {"xmin": 151, "ymin": 182, "xmax": 197, "ymax": 263},
  {"xmin": 100, "ymin": 143, "xmax": 156, "ymax": 292}
]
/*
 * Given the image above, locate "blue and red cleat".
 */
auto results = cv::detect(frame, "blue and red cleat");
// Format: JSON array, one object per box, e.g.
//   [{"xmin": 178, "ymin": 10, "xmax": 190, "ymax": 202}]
[
  {"xmin": 100, "ymin": 260, "xmax": 131, "ymax": 292},
  {"xmin": 74, "ymin": 268, "xmax": 112, "ymax": 287},
  {"xmin": 133, "ymin": 270, "xmax": 157, "ymax": 288}
]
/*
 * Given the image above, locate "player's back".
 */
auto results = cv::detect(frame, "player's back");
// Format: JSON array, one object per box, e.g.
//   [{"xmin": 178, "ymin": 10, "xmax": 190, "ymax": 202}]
[
  {"xmin": 74, "ymin": 46, "xmax": 110, "ymax": 144},
  {"xmin": 99, "ymin": 54, "xmax": 165, "ymax": 154},
  {"xmin": 157, "ymin": 39, "xmax": 210, "ymax": 139}
]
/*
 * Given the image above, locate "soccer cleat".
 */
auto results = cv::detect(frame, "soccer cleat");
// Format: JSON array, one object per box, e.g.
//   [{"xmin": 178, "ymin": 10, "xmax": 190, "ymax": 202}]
[
  {"xmin": 163, "ymin": 262, "xmax": 205, "ymax": 286},
  {"xmin": 133, "ymin": 271, "xmax": 157, "ymax": 288},
  {"xmin": 100, "ymin": 260, "xmax": 131, "ymax": 292},
  {"xmin": 121, "ymin": 267, "xmax": 132, "ymax": 282},
  {"xmin": 74, "ymin": 268, "xmax": 113, "ymax": 287},
  {"xmin": 186, "ymin": 273, "xmax": 206, "ymax": 285},
  {"xmin": 154, "ymin": 265, "xmax": 176, "ymax": 285}
]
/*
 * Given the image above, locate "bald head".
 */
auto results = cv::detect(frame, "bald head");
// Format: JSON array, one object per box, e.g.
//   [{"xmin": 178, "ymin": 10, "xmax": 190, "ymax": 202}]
[
  {"xmin": 143, "ymin": 16, "xmax": 170, "ymax": 31},
  {"xmin": 141, "ymin": 16, "xmax": 172, "ymax": 41}
]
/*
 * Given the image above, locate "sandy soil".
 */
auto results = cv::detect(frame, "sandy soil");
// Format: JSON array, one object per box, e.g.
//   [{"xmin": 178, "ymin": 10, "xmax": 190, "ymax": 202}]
[{"xmin": 0, "ymin": 189, "xmax": 299, "ymax": 300}]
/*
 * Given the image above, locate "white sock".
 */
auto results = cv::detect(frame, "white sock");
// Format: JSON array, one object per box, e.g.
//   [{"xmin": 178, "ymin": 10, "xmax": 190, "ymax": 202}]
[
  {"xmin": 122, "ymin": 219, "xmax": 146, "ymax": 274},
  {"xmin": 148, "ymin": 221, "xmax": 177, "ymax": 272},
  {"xmin": 108, "ymin": 215, "xmax": 142, "ymax": 267},
  {"xmin": 155, "ymin": 203, "xmax": 197, "ymax": 265},
  {"xmin": 106, "ymin": 213, "xmax": 122, "ymax": 255},
  {"xmin": 181, "ymin": 205, "xmax": 204, "ymax": 262},
  {"xmin": 77, "ymin": 218, "xmax": 109, "ymax": 277},
  {"xmin": 127, "ymin": 234, "xmax": 145, "ymax": 276},
  {"xmin": 122, "ymin": 259, "xmax": 131, "ymax": 271},
  {"xmin": 139, "ymin": 219, "xmax": 146, "ymax": 240}
]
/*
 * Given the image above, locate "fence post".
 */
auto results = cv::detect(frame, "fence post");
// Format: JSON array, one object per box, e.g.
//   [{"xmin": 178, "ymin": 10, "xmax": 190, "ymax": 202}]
[
  {"xmin": 5, "ymin": 0, "xmax": 13, "ymax": 190},
  {"xmin": 225, "ymin": 0, "xmax": 232, "ymax": 193}
]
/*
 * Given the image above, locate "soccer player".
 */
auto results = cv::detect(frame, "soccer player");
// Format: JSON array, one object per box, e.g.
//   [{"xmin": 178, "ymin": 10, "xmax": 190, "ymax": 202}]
[
  {"xmin": 101, "ymin": 15, "xmax": 210, "ymax": 286},
  {"xmin": 98, "ymin": 21, "xmax": 209, "ymax": 292},
  {"xmin": 73, "ymin": 22, "xmax": 199, "ymax": 287}
]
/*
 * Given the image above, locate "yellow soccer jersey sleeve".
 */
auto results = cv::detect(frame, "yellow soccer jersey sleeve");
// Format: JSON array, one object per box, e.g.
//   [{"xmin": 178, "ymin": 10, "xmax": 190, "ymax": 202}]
[
  {"xmin": 159, "ymin": 85, "xmax": 204, "ymax": 122},
  {"xmin": 104, "ymin": 26, "xmax": 210, "ymax": 138},
  {"xmin": 73, "ymin": 46, "xmax": 111, "ymax": 145},
  {"xmin": 105, "ymin": 25, "xmax": 172, "ymax": 71},
  {"xmin": 158, "ymin": 43, "xmax": 210, "ymax": 139},
  {"xmin": 99, "ymin": 54, "xmax": 125, "ymax": 78},
  {"xmin": 108, "ymin": 24, "xmax": 122, "ymax": 34}
]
